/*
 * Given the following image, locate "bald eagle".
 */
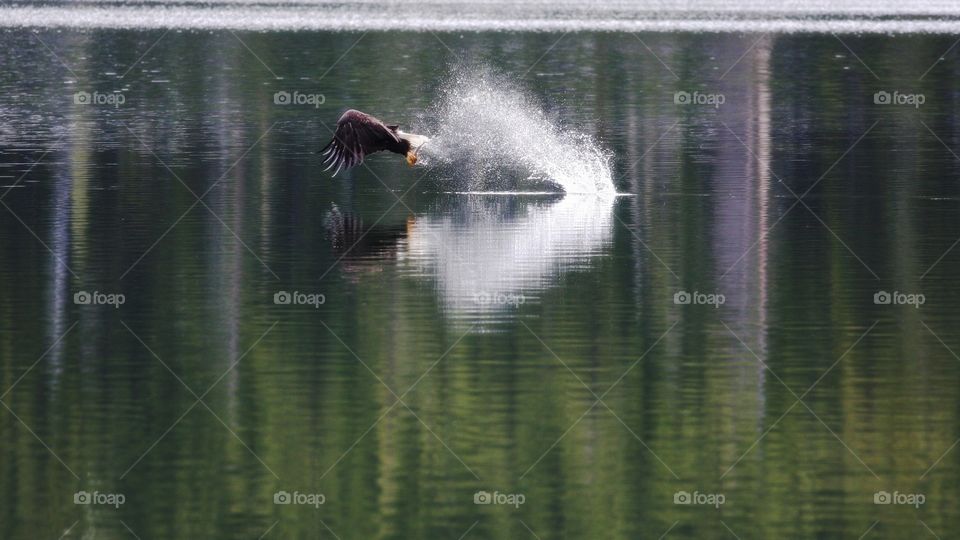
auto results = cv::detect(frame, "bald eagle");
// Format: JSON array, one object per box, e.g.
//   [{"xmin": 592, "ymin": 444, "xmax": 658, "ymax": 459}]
[{"xmin": 320, "ymin": 109, "xmax": 430, "ymax": 176}]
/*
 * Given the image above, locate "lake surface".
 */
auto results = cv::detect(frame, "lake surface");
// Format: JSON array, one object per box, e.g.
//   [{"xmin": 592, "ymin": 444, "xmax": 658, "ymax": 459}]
[{"xmin": 1, "ymin": 28, "xmax": 960, "ymax": 539}]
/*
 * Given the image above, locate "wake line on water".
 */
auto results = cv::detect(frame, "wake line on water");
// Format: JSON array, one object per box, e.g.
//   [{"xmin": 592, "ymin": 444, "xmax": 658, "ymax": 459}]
[
  {"xmin": 441, "ymin": 191, "xmax": 637, "ymax": 197},
  {"xmin": 418, "ymin": 70, "xmax": 616, "ymax": 195}
]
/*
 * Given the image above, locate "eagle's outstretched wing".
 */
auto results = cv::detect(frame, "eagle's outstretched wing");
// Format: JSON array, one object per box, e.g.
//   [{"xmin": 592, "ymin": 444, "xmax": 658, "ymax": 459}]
[{"xmin": 320, "ymin": 110, "xmax": 401, "ymax": 176}]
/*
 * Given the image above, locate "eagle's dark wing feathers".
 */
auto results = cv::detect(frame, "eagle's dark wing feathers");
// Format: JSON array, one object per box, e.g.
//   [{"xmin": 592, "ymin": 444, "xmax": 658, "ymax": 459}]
[{"xmin": 321, "ymin": 110, "xmax": 401, "ymax": 176}]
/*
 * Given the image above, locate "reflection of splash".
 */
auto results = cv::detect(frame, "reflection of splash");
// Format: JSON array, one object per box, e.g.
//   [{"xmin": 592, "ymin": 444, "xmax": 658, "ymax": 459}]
[
  {"xmin": 421, "ymin": 69, "xmax": 615, "ymax": 194},
  {"xmin": 398, "ymin": 195, "xmax": 615, "ymax": 325}
]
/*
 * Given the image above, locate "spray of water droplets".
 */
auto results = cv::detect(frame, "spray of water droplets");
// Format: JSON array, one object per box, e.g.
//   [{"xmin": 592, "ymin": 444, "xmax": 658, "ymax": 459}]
[{"xmin": 417, "ymin": 69, "xmax": 615, "ymax": 195}]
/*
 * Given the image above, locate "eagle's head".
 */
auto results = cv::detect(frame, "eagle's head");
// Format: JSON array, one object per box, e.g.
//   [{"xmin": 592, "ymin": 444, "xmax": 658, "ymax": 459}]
[{"xmin": 398, "ymin": 130, "xmax": 429, "ymax": 167}]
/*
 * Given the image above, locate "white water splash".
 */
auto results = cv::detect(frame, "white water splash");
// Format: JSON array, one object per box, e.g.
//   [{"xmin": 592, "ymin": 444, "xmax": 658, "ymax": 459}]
[{"xmin": 419, "ymin": 71, "xmax": 616, "ymax": 195}]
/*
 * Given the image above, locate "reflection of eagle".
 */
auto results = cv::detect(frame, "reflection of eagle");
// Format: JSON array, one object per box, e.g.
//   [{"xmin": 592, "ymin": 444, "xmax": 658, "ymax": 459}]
[
  {"xmin": 320, "ymin": 109, "xmax": 430, "ymax": 176},
  {"xmin": 323, "ymin": 203, "xmax": 413, "ymax": 279}
]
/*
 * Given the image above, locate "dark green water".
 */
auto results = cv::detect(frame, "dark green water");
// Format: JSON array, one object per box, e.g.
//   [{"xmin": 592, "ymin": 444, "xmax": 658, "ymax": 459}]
[{"xmin": 1, "ymin": 29, "xmax": 960, "ymax": 539}]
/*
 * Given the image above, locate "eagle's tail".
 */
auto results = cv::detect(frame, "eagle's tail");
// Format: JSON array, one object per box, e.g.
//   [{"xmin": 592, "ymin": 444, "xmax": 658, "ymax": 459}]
[{"xmin": 398, "ymin": 131, "xmax": 430, "ymax": 166}]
